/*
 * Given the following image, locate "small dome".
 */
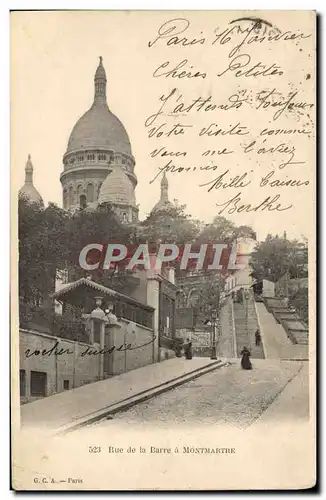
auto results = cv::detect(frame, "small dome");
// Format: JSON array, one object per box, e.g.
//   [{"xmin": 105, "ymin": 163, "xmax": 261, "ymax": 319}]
[
  {"xmin": 98, "ymin": 165, "xmax": 135, "ymax": 206},
  {"xmin": 19, "ymin": 184, "xmax": 43, "ymax": 204},
  {"xmin": 152, "ymin": 171, "xmax": 172, "ymax": 212},
  {"xmin": 19, "ymin": 155, "xmax": 43, "ymax": 205},
  {"xmin": 152, "ymin": 199, "xmax": 173, "ymax": 212}
]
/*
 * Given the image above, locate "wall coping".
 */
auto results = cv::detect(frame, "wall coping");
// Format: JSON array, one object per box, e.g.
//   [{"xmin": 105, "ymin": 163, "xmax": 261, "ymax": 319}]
[
  {"xmin": 20, "ymin": 318, "xmax": 154, "ymax": 342},
  {"xmin": 119, "ymin": 317, "xmax": 153, "ymax": 333},
  {"xmin": 19, "ymin": 328, "xmax": 99, "ymax": 348}
]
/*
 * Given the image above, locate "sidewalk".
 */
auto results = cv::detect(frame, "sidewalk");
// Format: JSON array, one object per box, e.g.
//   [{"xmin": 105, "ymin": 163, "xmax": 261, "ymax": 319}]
[
  {"xmin": 253, "ymin": 361, "xmax": 309, "ymax": 424},
  {"xmin": 21, "ymin": 357, "xmax": 225, "ymax": 434}
]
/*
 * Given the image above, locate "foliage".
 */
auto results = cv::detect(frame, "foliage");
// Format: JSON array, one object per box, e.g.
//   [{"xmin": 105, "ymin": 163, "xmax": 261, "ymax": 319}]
[
  {"xmin": 18, "ymin": 197, "xmax": 131, "ymax": 326},
  {"xmin": 288, "ymin": 287, "xmax": 309, "ymax": 325},
  {"xmin": 138, "ymin": 202, "xmax": 200, "ymax": 245},
  {"xmin": 197, "ymin": 217, "xmax": 255, "ymax": 243},
  {"xmin": 18, "ymin": 194, "xmax": 256, "ymax": 332},
  {"xmin": 51, "ymin": 310, "xmax": 89, "ymax": 343},
  {"xmin": 18, "ymin": 196, "xmax": 67, "ymax": 309},
  {"xmin": 63, "ymin": 203, "xmax": 133, "ymax": 283},
  {"xmin": 195, "ymin": 275, "xmax": 222, "ymax": 314},
  {"xmin": 250, "ymin": 234, "xmax": 308, "ymax": 283}
]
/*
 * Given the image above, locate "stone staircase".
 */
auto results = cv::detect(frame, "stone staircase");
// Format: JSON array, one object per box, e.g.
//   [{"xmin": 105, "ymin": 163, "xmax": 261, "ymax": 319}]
[
  {"xmin": 234, "ymin": 291, "xmax": 265, "ymax": 359},
  {"xmin": 255, "ymin": 302, "xmax": 308, "ymax": 360},
  {"xmin": 263, "ymin": 297, "xmax": 308, "ymax": 345},
  {"xmin": 234, "ymin": 302, "xmax": 250, "ymax": 357},
  {"xmin": 218, "ymin": 297, "xmax": 236, "ymax": 358}
]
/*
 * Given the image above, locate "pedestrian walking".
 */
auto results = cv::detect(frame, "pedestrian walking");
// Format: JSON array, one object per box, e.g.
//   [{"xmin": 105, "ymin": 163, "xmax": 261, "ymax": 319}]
[
  {"xmin": 255, "ymin": 329, "xmax": 261, "ymax": 346},
  {"xmin": 240, "ymin": 346, "xmax": 252, "ymax": 370},
  {"xmin": 184, "ymin": 339, "xmax": 193, "ymax": 360}
]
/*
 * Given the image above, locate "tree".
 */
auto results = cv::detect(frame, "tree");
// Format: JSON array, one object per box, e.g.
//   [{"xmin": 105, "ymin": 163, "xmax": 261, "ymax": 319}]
[
  {"xmin": 235, "ymin": 225, "xmax": 257, "ymax": 240},
  {"xmin": 19, "ymin": 196, "xmax": 67, "ymax": 306},
  {"xmin": 197, "ymin": 217, "xmax": 255, "ymax": 243},
  {"xmin": 19, "ymin": 196, "xmax": 68, "ymax": 329},
  {"xmin": 250, "ymin": 235, "xmax": 308, "ymax": 283},
  {"xmin": 288, "ymin": 288, "xmax": 308, "ymax": 324},
  {"xmin": 197, "ymin": 216, "xmax": 237, "ymax": 243},
  {"xmin": 137, "ymin": 203, "xmax": 200, "ymax": 277},
  {"xmin": 138, "ymin": 202, "xmax": 200, "ymax": 245},
  {"xmin": 62, "ymin": 203, "xmax": 133, "ymax": 284},
  {"xmin": 195, "ymin": 274, "xmax": 223, "ymax": 316}
]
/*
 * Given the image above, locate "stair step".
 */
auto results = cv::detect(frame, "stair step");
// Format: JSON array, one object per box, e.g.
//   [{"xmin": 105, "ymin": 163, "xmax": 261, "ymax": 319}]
[{"xmin": 234, "ymin": 294, "xmax": 265, "ymax": 359}]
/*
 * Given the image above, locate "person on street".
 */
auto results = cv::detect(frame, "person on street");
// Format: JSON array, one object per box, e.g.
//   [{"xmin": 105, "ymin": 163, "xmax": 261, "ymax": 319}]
[
  {"xmin": 240, "ymin": 346, "xmax": 252, "ymax": 370},
  {"xmin": 255, "ymin": 329, "xmax": 261, "ymax": 346},
  {"xmin": 184, "ymin": 339, "xmax": 193, "ymax": 360}
]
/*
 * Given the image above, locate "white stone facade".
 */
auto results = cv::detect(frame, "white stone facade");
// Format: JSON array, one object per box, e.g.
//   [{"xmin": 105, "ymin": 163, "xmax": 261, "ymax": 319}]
[{"xmin": 59, "ymin": 57, "xmax": 138, "ymax": 219}]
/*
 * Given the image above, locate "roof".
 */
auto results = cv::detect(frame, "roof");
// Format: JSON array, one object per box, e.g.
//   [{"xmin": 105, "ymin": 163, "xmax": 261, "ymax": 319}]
[
  {"xmin": 52, "ymin": 278, "xmax": 154, "ymax": 310},
  {"xmin": 66, "ymin": 102, "xmax": 132, "ymax": 156},
  {"xmin": 19, "ymin": 184, "xmax": 43, "ymax": 204},
  {"xmin": 152, "ymin": 199, "xmax": 173, "ymax": 212},
  {"xmin": 65, "ymin": 59, "xmax": 132, "ymax": 156},
  {"xmin": 19, "ymin": 154, "xmax": 43, "ymax": 204}
]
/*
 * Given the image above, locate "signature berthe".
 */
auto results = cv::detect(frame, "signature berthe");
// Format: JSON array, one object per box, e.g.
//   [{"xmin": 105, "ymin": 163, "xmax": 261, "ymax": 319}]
[{"xmin": 215, "ymin": 193, "xmax": 293, "ymax": 215}]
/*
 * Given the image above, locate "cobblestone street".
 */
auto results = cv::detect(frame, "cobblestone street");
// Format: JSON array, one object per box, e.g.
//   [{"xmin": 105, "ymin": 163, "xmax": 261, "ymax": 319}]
[{"xmin": 91, "ymin": 359, "xmax": 308, "ymax": 431}]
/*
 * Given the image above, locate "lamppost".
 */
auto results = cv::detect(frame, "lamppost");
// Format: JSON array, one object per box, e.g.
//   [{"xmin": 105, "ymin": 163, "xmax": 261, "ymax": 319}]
[{"xmin": 211, "ymin": 308, "xmax": 218, "ymax": 360}]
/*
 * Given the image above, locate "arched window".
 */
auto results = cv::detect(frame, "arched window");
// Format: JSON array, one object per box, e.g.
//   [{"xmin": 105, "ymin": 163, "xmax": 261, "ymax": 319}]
[
  {"xmin": 77, "ymin": 185, "xmax": 83, "ymax": 199},
  {"xmin": 68, "ymin": 186, "xmax": 74, "ymax": 206},
  {"xmin": 80, "ymin": 194, "xmax": 87, "ymax": 209},
  {"xmin": 63, "ymin": 189, "xmax": 68, "ymax": 209},
  {"xmin": 87, "ymin": 183, "xmax": 94, "ymax": 203}
]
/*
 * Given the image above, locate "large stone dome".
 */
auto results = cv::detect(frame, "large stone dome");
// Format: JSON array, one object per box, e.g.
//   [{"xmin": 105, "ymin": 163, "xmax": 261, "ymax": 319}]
[
  {"xmin": 66, "ymin": 102, "xmax": 132, "ymax": 156},
  {"xmin": 98, "ymin": 165, "xmax": 136, "ymax": 206},
  {"xmin": 65, "ymin": 57, "xmax": 132, "ymax": 157},
  {"xmin": 60, "ymin": 58, "xmax": 137, "ymax": 218}
]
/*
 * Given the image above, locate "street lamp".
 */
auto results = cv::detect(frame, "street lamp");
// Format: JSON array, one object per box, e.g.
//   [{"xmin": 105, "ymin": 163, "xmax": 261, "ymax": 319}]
[{"xmin": 211, "ymin": 308, "xmax": 218, "ymax": 360}]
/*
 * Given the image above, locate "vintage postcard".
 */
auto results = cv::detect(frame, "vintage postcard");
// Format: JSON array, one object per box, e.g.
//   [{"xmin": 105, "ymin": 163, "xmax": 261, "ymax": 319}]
[{"xmin": 11, "ymin": 10, "xmax": 316, "ymax": 490}]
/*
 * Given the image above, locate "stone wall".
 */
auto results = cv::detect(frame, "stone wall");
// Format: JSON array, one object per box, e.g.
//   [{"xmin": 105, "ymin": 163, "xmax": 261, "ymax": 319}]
[
  {"xmin": 19, "ymin": 329, "xmax": 101, "ymax": 404},
  {"xmin": 158, "ymin": 346, "xmax": 176, "ymax": 361},
  {"xmin": 105, "ymin": 319, "xmax": 155, "ymax": 375},
  {"xmin": 20, "ymin": 317, "xmax": 156, "ymax": 403}
]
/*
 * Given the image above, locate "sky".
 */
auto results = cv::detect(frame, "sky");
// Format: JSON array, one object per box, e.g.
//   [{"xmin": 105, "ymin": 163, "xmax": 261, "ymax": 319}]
[{"xmin": 11, "ymin": 11, "xmax": 315, "ymax": 242}]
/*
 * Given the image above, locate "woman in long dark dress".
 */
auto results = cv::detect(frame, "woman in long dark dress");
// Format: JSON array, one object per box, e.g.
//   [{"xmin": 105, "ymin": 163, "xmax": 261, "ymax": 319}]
[
  {"xmin": 240, "ymin": 347, "xmax": 252, "ymax": 370},
  {"xmin": 184, "ymin": 340, "xmax": 193, "ymax": 360},
  {"xmin": 255, "ymin": 329, "xmax": 261, "ymax": 346}
]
